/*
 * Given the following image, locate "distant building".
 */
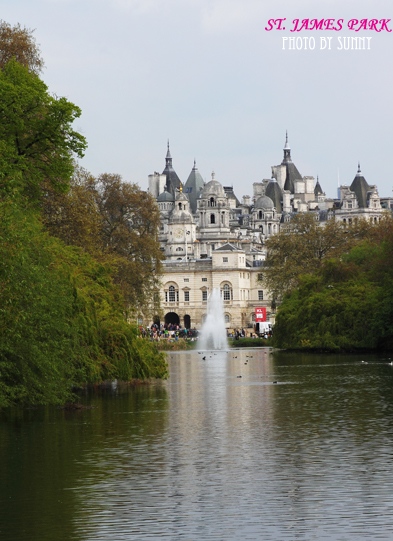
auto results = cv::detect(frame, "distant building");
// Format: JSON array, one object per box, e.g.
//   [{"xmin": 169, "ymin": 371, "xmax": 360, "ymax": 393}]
[{"xmin": 144, "ymin": 135, "xmax": 391, "ymax": 329}]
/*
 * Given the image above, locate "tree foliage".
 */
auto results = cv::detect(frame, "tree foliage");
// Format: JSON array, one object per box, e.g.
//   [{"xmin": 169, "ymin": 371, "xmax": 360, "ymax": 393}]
[
  {"xmin": 0, "ymin": 201, "xmax": 167, "ymax": 408},
  {"xmin": 93, "ymin": 173, "xmax": 164, "ymax": 311},
  {"xmin": 272, "ymin": 218, "xmax": 393, "ymax": 351},
  {"xmin": 263, "ymin": 213, "xmax": 372, "ymax": 299},
  {"xmin": 40, "ymin": 168, "xmax": 164, "ymax": 313},
  {"xmin": 0, "ymin": 20, "xmax": 44, "ymax": 74},
  {"xmin": 0, "ymin": 25, "xmax": 167, "ymax": 407},
  {"xmin": 0, "ymin": 59, "xmax": 86, "ymax": 201}
]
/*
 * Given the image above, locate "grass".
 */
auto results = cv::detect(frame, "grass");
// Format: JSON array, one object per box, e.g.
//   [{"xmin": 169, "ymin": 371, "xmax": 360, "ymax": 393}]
[{"xmin": 229, "ymin": 337, "xmax": 271, "ymax": 348}]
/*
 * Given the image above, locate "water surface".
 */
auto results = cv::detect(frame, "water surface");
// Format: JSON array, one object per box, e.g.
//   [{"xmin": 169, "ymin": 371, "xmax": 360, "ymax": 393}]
[{"xmin": 1, "ymin": 349, "xmax": 393, "ymax": 540}]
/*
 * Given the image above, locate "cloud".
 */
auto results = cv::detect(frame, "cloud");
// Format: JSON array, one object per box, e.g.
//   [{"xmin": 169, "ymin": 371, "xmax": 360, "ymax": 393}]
[{"xmin": 201, "ymin": 0, "xmax": 265, "ymax": 33}]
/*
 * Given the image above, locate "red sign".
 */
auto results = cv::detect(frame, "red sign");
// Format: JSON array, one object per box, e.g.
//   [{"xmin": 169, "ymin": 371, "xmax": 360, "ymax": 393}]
[{"xmin": 255, "ymin": 307, "xmax": 266, "ymax": 322}]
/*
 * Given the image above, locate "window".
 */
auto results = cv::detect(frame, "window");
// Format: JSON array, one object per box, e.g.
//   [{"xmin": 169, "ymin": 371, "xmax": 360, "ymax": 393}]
[
  {"xmin": 184, "ymin": 278, "xmax": 189, "ymax": 282},
  {"xmin": 259, "ymin": 211, "xmax": 262, "ymax": 219},
  {"xmin": 184, "ymin": 291, "xmax": 189, "ymax": 302},
  {"xmin": 223, "ymin": 257, "xmax": 228, "ymax": 263},
  {"xmin": 176, "ymin": 247, "xmax": 183, "ymax": 251},
  {"xmin": 257, "ymin": 273, "xmax": 263, "ymax": 281},
  {"xmin": 169, "ymin": 286, "xmax": 176, "ymax": 302},
  {"xmin": 223, "ymin": 284, "xmax": 231, "ymax": 301},
  {"xmin": 258, "ymin": 290, "xmax": 264, "ymax": 301},
  {"xmin": 165, "ymin": 292, "xmax": 168, "ymax": 302},
  {"xmin": 202, "ymin": 277, "xmax": 207, "ymax": 282},
  {"xmin": 252, "ymin": 313, "xmax": 255, "ymax": 322},
  {"xmin": 210, "ymin": 214, "xmax": 215, "ymax": 224},
  {"xmin": 202, "ymin": 290, "xmax": 208, "ymax": 301},
  {"xmin": 225, "ymin": 314, "xmax": 230, "ymax": 323}
]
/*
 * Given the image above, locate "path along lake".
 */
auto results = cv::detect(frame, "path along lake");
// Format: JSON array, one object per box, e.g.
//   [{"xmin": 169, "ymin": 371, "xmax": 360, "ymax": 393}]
[{"xmin": 2, "ymin": 349, "xmax": 393, "ymax": 540}]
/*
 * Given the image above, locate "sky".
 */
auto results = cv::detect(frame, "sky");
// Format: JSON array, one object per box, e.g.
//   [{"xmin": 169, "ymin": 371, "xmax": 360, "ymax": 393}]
[{"xmin": 2, "ymin": 0, "xmax": 393, "ymax": 199}]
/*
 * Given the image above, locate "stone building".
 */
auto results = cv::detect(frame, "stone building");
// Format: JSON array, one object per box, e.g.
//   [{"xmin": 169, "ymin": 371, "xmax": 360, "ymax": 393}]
[{"xmin": 144, "ymin": 135, "xmax": 392, "ymax": 330}]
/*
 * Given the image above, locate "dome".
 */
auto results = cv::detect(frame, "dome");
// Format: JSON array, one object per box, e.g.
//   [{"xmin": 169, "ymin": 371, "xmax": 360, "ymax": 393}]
[
  {"xmin": 202, "ymin": 179, "xmax": 225, "ymax": 198},
  {"xmin": 175, "ymin": 190, "xmax": 189, "ymax": 203},
  {"xmin": 255, "ymin": 195, "xmax": 274, "ymax": 210},
  {"xmin": 157, "ymin": 190, "xmax": 174, "ymax": 202}
]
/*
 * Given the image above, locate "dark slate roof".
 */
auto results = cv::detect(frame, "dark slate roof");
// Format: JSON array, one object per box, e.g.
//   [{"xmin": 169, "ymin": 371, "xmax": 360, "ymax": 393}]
[
  {"xmin": 281, "ymin": 133, "xmax": 302, "ymax": 193},
  {"xmin": 283, "ymin": 162, "xmax": 302, "ymax": 193},
  {"xmin": 162, "ymin": 142, "xmax": 182, "ymax": 196},
  {"xmin": 314, "ymin": 178, "xmax": 324, "ymax": 196},
  {"xmin": 184, "ymin": 161, "xmax": 205, "ymax": 213},
  {"xmin": 157, "ymin": 189, "xmax": 175, "ymax": 202},
  {"xmin": 224, "ymin": 186, "xmax": 240, "ymax": 207},
  {"xmin": 265, "ymin": 178, "xmax": 283, "ymax": 212},
  {"xmin": 350, "ymin": 166, "xmax": 370, "ymax": 208},
  {"xmin": 215, "ymin": 243, "xmax": 242, "ymax": 252}
]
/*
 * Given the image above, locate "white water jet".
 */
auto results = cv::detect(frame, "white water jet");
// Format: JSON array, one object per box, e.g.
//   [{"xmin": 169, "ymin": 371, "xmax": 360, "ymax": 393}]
[{"xmin": 199, "ymin": 288, "xmax": 227, "ymax": 350}]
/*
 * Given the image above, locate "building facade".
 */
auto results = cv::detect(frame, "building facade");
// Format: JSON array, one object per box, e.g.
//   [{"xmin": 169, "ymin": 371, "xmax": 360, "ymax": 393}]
[{"xmin": 145, "ymin": 136, "xmax": 392, "ymax": 330}]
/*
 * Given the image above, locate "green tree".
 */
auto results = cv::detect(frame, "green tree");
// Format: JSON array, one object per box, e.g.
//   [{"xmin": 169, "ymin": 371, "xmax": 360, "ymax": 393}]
[
  {"xmin": 272, "ymin": 217, "xmax": 393, "ymax": 351},
  {"xmin": 0, "ymin": 59, "xmax": 86, "ymax": 202},
  {"xmin": 0, "ymin": 201, "xmax": 167, "ymax": 408},
  {"xmin": 263, "ymin": 213, "xmax": 371, "ymax": 299}
]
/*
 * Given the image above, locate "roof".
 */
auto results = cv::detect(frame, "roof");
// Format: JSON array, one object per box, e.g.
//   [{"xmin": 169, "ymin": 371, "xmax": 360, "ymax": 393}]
[
  {"xmin": 202, "ymin": 175, "xmax": 225, "ymax": 198},
  {"xmin": 255, "ymin": 195, "xmax": 274, "ymax": 210},
  {"xmin": 350, "ymin": 165, "xmax": 370, "ymax": 208},
  {"xmin": 283, "ymin": 162, "xmax": 302, "ymax": 193},
  {"xmin": 157, "ymin": 189, "xmax": 174, "ymax": 202},
  {"xmin": 162, "ymin": 142, "xmax": 182, "ymax": 196},
  {"xmin": 314, "ymin": 178, "xmax": 324, "ymax": 196},
  {"xmin": 184, "ymin": 161, "xmax": 205, "ymax": 213},
  {"xmin": 224, "ymin": 186, "xmax": 240, "ymax": 206},
  {"xmin": 280, "ymin": 133, "xmax": 303, "ymax": 193},
  {"xmin": 265, "ymin": 178, "xmax": 283, "ymax": 212},
  {"xmin": 214, "ymin": 242, "xmax": 242, "ymax": 252}
]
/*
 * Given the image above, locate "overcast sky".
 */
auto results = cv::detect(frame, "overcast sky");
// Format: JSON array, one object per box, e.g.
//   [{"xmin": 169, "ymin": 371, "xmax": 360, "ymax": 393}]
[{"xmin": 3, "ymin": 0, "xmax": 393, "ymax": 199}]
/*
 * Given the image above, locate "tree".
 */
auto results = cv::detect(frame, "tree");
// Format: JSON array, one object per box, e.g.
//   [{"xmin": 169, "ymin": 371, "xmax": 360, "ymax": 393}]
[
  {"xmin": 0, "ymin": 200, "xmax": 168, "ymax": 407},
  {"xmin": 0, "ymin": 20, "xmax": 44, "ymax": 74},
  {"xmin": 0, "ymin": 59, "xmax": 86, "ymax": 202},
  {"xmin": 40, "ymin": 169, "xmax": 164, "ymax": 314},
  {"xmin": 89, "ymin": 173, "xmax": 164, "ymax": 313},
  {"xmin": 263, "ymin": 213, "xmax": 371, "ymax": 299},
  {"xmin": 40, "ymin": 164, "xmax": 102, "ymax": 253}
]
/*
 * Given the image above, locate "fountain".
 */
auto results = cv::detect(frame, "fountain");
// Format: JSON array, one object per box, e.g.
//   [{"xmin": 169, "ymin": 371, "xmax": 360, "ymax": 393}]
[{"xmin": 199, "ymin": 288, "xmax": 228, "ymax": 350}]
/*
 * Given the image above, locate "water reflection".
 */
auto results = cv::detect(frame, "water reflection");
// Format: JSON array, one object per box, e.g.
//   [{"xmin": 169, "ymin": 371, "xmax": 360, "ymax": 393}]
[{"xmin": 2, "ymin": 351, "xmax": 393, "ymax": 539}]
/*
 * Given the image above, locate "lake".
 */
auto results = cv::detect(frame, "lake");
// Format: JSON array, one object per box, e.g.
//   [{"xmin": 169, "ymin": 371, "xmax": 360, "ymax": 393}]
[{"xmin": 1, "ymin": 348, "xmax": 393, "ymax": 540}]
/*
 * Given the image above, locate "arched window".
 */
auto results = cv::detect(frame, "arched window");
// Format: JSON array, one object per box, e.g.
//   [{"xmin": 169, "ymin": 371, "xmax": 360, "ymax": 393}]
[
  {"xmin": 225, "ymin": 314, "xmax": 230, "ymax": 323},
  {"xmin": 251, "ymin": 313, "xmax": 255, "ymax": 322},
  {"xmin": 210, "ymin": 214, "xmax": 215, "ymax": 224},
  {"xmin": 259, "ymin": 210, "xmax": 262, "ymax": 219},
  {"xmin": 179, "ymin": 203, "xmax": 182, "ymax": 210},
  {"xmin": 209, "ymin": 197, "xmax": 215, "ymax": 207},
  {"xmin": 169, "ymin": 285, "xmax": 176, "ymax": 302},
  {"xmin": 223, "ymin": 284, "xmax": 231, "ymax": 301}
]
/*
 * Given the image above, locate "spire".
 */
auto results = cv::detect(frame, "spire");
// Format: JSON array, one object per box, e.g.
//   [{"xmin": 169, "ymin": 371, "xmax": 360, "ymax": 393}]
[
  {"xmin": 282, "ymin": 130, "xmax": 292, "ymax": 163},
  {"xmin": 356, "ymin": 162, "xmax": 361, "ymax": 176},
  {"xmin": 212, "ymin": 171, "xmax": 215, "ymax": 181},
  {"xmin": 193, "ymin": 159, "xmax": 197, "ymax": 170},
  {"xmin": 284, "ymin": 130, "xmax": 290, "ymax": 150},
  {"xmin": 165, "ymin": 140, "xmax": 173, "ymax": 168}
]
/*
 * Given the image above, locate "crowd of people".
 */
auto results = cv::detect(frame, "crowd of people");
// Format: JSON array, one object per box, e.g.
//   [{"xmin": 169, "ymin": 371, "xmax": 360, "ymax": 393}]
[
  {"xmin": 138, "ymin": 323, "xmax": 197, "ymax": 342},
  {"xmin": 138, "ymin": 324, "xmax": 273, "ymax": 342}
]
